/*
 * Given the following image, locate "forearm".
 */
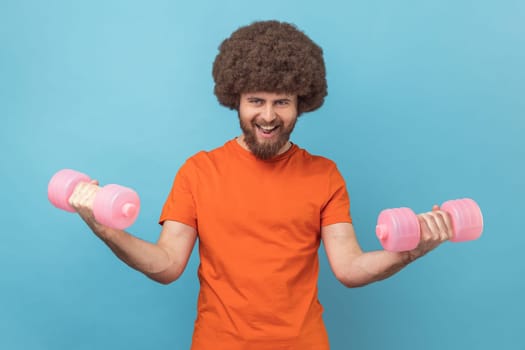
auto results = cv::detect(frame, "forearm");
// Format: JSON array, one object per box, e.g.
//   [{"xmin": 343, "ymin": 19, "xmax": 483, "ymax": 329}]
[
  {"xmin": 339, "ymin": 250, "xmax": 412, "ymax": 288},
  {"xmin": 92, "ymin": 225, "xmax": 173, "ymax": 277},
  {"xmin": 68, "ymin": 182, "xmax": 186, "ymax": 283},
  {"xmin": 323, "ymin": 216, "xmax": 451, "ymax": 288}
]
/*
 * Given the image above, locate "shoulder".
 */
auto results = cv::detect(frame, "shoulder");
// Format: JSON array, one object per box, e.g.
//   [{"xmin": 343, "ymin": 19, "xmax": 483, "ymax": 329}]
[
  {"xmin": 182, "ymin": 140, "xmax": 233, "ymax": 170},
  {"xmin": 293, "ymin": 145, "xmax": 338, "ymax": 172}
]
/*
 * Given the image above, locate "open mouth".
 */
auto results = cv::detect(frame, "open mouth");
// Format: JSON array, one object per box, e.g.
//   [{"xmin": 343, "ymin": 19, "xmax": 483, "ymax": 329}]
[{"xmin": 256, "ymin": 124, "xmax": 280, "ymax": 137}]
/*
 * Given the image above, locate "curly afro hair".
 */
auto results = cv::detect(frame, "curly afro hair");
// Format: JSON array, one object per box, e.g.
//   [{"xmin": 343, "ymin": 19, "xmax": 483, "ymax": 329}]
[{"xmin": 212, "ymin": 20, "xmax": 327, "ymax": 115}]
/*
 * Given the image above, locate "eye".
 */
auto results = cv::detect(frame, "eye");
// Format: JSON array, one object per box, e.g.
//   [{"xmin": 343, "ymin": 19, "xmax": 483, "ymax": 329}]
[
  {"xmin": 247, "ymin": 98, "xmax": 264, "ymax": 106},
  {"xmin": 275, "ymin": 99, "xmax": 291, "ymax": 106}
]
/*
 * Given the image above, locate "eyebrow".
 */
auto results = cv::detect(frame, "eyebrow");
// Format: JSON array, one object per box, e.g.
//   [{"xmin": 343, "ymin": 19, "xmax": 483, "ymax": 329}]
[{"xmin": 246, "ymin": 96, "xmax": 293, "ymax": 102}]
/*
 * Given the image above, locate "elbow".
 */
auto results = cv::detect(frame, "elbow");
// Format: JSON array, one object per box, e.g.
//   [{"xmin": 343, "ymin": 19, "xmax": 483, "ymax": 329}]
[
  {"xmin": 156, "ymin": 279, "xmax": 175, "ymax": 285},
  {"xmin": 144, "ymin": 249, "xmax": 186, "ymax": 285},
  {"xmin": 334, "ymin": 267, "xmax": 374, "ymax": 289},
  {"xmin": 334, "ymin": 271, "xmax": 363, "ymax": 288},
  {"xmin": 340, "ymin": 280, "xmax": 361, "ymax": 289},
  {"xmin": 337, "ymin": 276, "xmax": 369, "ymax": 289},
  {"xmin": 147, "ymin": 272, "xmax": 180, "ymax": 285},
  {"xmin": 145, "ymin": 265, "xmax": 183, "ymax": 285}
]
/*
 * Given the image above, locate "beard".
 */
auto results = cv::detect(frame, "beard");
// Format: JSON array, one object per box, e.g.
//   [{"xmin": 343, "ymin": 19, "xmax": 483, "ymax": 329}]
[{"xmin": 239, "ymin": 114, "xmax": 297, "ymax": 160}]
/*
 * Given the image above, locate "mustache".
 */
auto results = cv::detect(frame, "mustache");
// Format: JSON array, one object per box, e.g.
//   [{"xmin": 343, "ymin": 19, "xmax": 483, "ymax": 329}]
[{"xmin": 252, "ymin": 120, "xmax": 282, "ymax": 128}]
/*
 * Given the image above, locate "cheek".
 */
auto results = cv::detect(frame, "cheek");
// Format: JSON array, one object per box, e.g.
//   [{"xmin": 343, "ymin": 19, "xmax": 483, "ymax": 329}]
[
  {"xmin": 282, "ymin": 111, "xmax": 298, "ymax": 126},
  {"xmin": 238, "ymin": 109, "xmax": 253, "ymax": 125}
]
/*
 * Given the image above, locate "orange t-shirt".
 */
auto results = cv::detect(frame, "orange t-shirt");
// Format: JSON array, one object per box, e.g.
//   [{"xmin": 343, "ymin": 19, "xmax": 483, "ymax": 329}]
[{"xmin": 160, "ymin": 139, "xmax": 352, "ymax": 350}]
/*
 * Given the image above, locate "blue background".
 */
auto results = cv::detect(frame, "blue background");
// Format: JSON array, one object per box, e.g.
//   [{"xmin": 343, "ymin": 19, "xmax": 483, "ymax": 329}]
[{"xmin": 1, "ymin": 0, "xmax": 524, "ymax": 349}]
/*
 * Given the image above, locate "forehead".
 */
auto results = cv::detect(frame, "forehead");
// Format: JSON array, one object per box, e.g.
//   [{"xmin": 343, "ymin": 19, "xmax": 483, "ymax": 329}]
[{"xmin": 241, "ymin": 92, "xmax": 297, "ymax": 100}]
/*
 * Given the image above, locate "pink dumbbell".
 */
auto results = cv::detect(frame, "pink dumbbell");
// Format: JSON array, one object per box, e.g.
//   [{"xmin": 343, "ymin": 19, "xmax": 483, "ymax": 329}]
[
  {"xmin": 48, "ymin": 169, "xmax": 140, "ymax": 230},
  {"xmin": 375, "ymin": 198, "xmax": 483, "ymax": 252}
]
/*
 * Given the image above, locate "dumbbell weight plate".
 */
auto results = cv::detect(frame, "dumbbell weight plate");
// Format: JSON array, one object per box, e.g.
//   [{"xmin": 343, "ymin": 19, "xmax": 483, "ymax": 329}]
[
  {"xmin": 48, "ymin": 169, "xmax": 91, "ymax": 212},
  {"xmin": 376, "ymin": 207, "xmax": 420, "ymax": 252},
  {"xmin": 441, "ymin": 198, "xmax": 483, "ymax": 242},
  {"xmin": 93, "ymin": 184, "xmax": 140, "ymax": 230}
]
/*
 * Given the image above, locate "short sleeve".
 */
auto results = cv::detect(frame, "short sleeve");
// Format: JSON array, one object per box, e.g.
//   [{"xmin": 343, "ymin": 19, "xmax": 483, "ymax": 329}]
[
  {"xmin": 321, "ymin": 165, "xmax": 352, "ymax": 227},
  {"xmin": 159, "ymin": 160, "xmax": 198, "ymax": 229}
]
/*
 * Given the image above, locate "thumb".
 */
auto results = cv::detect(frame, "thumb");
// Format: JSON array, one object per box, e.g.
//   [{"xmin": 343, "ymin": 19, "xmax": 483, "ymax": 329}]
[{"xmin": 432, "ymin": 204, "xmax": 440, "ymax": 211}]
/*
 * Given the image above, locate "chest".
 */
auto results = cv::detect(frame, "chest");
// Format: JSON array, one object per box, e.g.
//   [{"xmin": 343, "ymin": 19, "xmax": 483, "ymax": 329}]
[{"xmin": 192, "ymin": 162, "xmax": 328, "ymax": 248}]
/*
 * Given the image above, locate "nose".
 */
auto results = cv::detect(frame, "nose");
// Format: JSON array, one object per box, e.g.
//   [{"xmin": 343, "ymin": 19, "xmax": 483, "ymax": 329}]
[{"xmin": 260, "ymin": 104, "xmax": 277, "ymax": 123}]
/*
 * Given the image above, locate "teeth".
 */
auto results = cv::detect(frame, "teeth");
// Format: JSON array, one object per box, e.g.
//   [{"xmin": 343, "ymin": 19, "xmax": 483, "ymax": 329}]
[{"xmin": 259, "ymin": 125, "xmax": 277, "ymax": 131}]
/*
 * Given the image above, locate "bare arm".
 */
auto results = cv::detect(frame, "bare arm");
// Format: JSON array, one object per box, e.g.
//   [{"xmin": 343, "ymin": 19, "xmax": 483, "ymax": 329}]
[
  {"xmin": 69, "ymin": 181, "xmax": 197, "ymax": 284},
  {"xmin": 98, "ymin": 221, "xmax": 197, "ymax": 284},
  {"xmin": 322, "ymin": 207, "xmax": 453, "ymax": 288}
]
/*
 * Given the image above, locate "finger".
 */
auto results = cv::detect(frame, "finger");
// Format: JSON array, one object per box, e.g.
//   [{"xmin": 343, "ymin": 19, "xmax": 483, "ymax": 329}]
[
  {"xmin": 80, "ymin": 184, "xmax": 99, "ymax": 208},
  {"xmin": 68, "ymin": 182, "xmax": 86, "ymax": 208},
  {"xmin": 418, "ymin": 213, "xmax": 438, "ymax": 241},
  {"xmin": 428, "ymin": 211, "xmax": 450, "ymax": 241},
  {"xmin": 432, "ymin": 204, "xmax": 440, "ymax": 211},
  {"xmin": 75, "ymin": 182, "xmax": 91, "ymax": 204},
  {"xmin": 436, "ymin": 210, "xmax": 454, "ymax": 240},
  {"xmin": 70, "ymin": 182, "xmax": 98, "ymax": 209}
]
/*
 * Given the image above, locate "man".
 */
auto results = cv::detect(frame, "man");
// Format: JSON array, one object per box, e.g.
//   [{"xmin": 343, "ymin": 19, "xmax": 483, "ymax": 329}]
[{"xmin": 70, "ymin": 21, "xmax": 453, "ymax": 350}]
